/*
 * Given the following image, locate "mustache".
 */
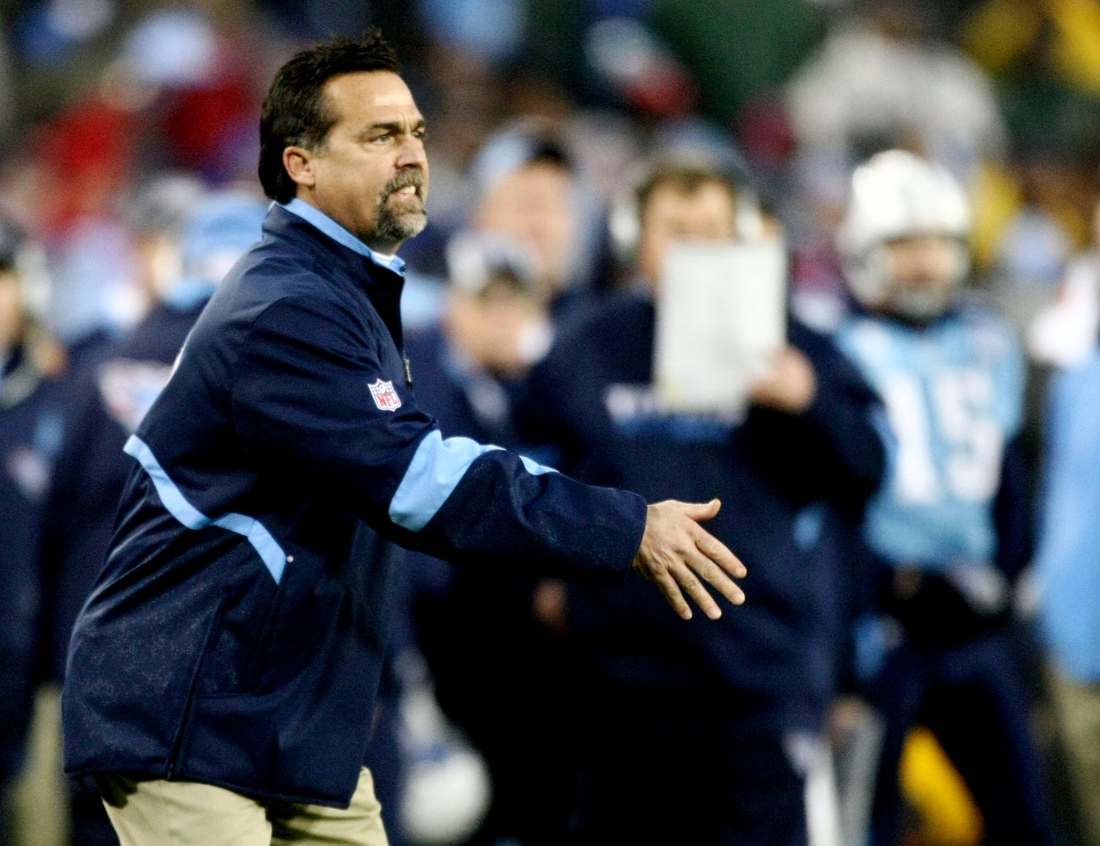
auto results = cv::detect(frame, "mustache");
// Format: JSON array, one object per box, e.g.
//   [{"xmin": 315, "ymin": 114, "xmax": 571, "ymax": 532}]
[{"xmin": 384, "ymin": 168, "xmax": 425, "ymax": 195}]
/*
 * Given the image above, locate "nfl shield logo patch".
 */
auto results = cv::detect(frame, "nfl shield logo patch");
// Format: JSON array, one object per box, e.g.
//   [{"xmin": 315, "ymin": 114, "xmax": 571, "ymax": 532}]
[{"xmin": 369, "ymin": 378, "xmax": 402, "ymax": 412}]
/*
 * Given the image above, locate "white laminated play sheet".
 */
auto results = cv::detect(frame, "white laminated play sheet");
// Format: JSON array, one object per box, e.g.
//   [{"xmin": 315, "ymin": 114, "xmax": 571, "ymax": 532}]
[{"xmin": 654, "ymin": 240, "xmax": 787, "ymax": 415}]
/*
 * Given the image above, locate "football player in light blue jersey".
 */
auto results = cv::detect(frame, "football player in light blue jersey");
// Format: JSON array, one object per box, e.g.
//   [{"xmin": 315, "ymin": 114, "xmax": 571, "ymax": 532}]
[{"xmin": 832, "ymin": 150, "xmax": 1058, "ymax": 846}]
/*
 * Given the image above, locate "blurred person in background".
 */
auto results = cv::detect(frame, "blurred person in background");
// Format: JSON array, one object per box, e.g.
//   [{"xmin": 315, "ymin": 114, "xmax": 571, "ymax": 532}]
[
  {"xmin": 403, "ymin": 230, "xmax": 552, "ymax": 461},
  {"xmin": 465, "ymin": 120, "xmax": 605, "ymax": 322},
  {"xmin": 0, "ymin": 215, "xmax": 65, "ymax": 845},
  {"xmin": 1027, "ymin": 193, "xmax": 1100, "ymax": 371},
  {"xmin": 1026, "ymin": 189, "xmax": 1100, "ymax": 846},
  {"xmin": 38, "ymin": 186, "xmax": 267, "ymax": 846},
  {"xmin": 402, "ymin": 230, "xmax": 577, "ymax": 846},
  {"xmin": 830, "ymin": 149, "xmax": 1057, "ymax": 846},
  {"xmin": 40, "ymin": 174, "xmax": 210, "ymax": 693},
  {"xmin": 516, "ymin": 155, "xmax": 885, "ymax": 845},
  {"xmin": 978, "ymin": 143, "xmax": 1091, "ymax": 340},
  {"xmin": 784, "ymin": 0, "xmax": 1007, "ymax": 327},
  {"xmin": 1029, "ymin": 343, "xmax": 1100, "ymax": 846}
]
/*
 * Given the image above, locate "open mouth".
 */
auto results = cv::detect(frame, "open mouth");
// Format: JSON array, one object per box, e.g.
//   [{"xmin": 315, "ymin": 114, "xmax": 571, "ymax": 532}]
[{"xmin": 391, "ymin": 185, "xmax": 419, "ymax": 201}]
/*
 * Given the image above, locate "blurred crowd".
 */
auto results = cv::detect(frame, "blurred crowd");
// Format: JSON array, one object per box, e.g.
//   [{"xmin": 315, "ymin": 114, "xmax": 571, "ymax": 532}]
[{"xmin": 2, "ymin": 0, "xmax": 1100, "ymax": 845}]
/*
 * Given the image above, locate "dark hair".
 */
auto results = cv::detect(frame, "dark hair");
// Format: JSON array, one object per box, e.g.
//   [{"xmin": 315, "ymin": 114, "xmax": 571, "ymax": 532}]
[
  {"xmin": 636, "ymin": 160, "xmax": 739, "ymax": 216},
  {"xmin": 258, "ymin": 29, "xmax": 400, "ymax": 202},
  {"xmin": 608, "ymin": 156, "xmax": 762, "ymax": 267}
]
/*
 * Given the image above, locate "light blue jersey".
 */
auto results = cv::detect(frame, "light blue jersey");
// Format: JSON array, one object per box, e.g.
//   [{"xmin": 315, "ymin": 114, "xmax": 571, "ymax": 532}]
[
  {"xmin": 835, "ymin": 306, "xmax": 1025, "ymax": 570},
  {"xmin": 1034, "ymin": 352, "xmax": 1100, "ymax": 681}
]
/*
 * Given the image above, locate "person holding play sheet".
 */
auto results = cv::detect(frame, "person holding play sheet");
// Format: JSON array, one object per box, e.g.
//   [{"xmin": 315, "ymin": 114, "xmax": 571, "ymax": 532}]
[{"xmin": 515, "ymin": 155, "xmax": 886, "ymax": 846}]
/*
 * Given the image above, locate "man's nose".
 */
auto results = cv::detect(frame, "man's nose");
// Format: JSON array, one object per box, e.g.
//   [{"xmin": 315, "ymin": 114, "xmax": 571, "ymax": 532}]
[{"xmin": 396, "ymin": 136, "xmax": 427, "ymax": 169}]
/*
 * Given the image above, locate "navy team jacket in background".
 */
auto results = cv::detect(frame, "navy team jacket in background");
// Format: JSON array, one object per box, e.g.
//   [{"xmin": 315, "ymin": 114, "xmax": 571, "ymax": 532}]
[
  {"xmin": 516, "ymin": 295, "xmax": 886, "ymax": 733},
  {"xmin": 62, "ymin": 201, "xmax": 646, "ymax": 807},
  {"xmin": 1, "ymin": 343, "xmax": 63, "ymax": 788},
  {"xmin": 40, "ymin": 299, "xmax": 210, "ymax": 687}
]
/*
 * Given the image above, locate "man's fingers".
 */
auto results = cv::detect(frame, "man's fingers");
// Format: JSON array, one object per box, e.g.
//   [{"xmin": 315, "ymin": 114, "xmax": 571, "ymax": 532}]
[
  {"xmin": 693, "ymin": 526, "xmax": 748, "ymax": 579},
  {"xmin": 653, "ymin": 569, "xmax": 693, "ymax": 620},
  {"xmin": 672, "ymin": 563, "xmax": 723, "ymax": 620},
  {"xmin": 636, "ymin": 499, "xmax": 748, "ymax": 621},
  {"xmin": 679, "ymin": 498, "xmax": 721, "ymax": 522},
  {"xmin": 681, "ymin": 544, "xmax": 746, "ymax": 607},
  {"xmin": 693, "ymin": 557, "xmax": 746, "ymax": 607}
]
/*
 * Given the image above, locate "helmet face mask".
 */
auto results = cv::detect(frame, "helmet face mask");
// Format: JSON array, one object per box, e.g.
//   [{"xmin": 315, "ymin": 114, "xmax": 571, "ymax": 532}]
[{"xmin": 838, "ymin": 150, "xmax": 972, "ymax": 322}]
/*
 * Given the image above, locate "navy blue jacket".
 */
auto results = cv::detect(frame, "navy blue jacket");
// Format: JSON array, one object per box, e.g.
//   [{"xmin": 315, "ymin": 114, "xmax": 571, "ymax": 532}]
[
  {"xmin": 403, "ymin": 326, "xmax": 527, "ymax": 453},
  {"xmin": 516, "ymin": 294, "xmax": 886, "ymax": 731},
  {"xmin": 62, "ymin": 203, "xmax": 646, "ymax": 807},
  {"xmin": 398, "ymin": 324, "xmax": 562, "ymax": 651}
]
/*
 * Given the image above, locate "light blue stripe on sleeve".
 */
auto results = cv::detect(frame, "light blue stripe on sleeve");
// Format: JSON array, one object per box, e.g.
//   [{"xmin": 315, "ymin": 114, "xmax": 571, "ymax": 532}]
[
  {"xmin": 389, "ymin": 429, "xmax": 556, "ymax": 533},
  {"xmin": 123, "ymin": 435, "xmax": 287, "ymax": 583}
]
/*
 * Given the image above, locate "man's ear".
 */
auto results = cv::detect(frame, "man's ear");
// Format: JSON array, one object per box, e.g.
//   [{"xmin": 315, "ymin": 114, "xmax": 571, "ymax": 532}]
[{"xmin": 283, "ymin": 146, "xmax": 316, "ymax": 191}]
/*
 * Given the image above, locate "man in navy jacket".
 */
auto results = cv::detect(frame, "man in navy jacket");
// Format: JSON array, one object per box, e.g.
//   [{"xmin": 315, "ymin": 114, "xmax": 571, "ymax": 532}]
[
  {"xmin": 62, "ymin": 30, "xmax": 747, "ymax": 846},
  {"xmin": 515, "ymin": 158, "xmax": 886, "ymax": 845}
]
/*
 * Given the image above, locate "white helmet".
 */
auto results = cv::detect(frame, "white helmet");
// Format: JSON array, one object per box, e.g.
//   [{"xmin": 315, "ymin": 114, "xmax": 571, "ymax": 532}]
[{"xmin": 837, "ymin": 150, "xmax": 971, "ymax": 321}]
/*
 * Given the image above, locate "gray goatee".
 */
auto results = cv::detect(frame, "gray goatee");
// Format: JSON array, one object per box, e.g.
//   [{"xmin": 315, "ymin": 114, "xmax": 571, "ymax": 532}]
[{"xmin": 373, "ymin": 169, "xmax": 427, "ymax": 244}]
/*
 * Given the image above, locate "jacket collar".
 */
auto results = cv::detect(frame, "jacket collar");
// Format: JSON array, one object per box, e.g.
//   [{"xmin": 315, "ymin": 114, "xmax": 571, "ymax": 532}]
[{"xmin": 278, "ymin": 199, "xmax": 406, "ymax": 276}]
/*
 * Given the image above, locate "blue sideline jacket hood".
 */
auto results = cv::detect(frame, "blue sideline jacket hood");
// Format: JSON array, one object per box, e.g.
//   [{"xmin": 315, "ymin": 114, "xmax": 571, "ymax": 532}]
[{"xmin": 62, "ymin": 202, "xmax": 646, "ymax": 807}]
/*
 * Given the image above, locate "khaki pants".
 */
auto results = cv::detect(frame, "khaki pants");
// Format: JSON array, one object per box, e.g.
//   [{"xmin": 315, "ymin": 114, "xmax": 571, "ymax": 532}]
[
  {"xmin": 97, "ymin": 767, "xmax": 389, "ymax": 846},
  {"xmin": 1049, "ymin": 671, "xmax": 1100, "ymax": 846}
]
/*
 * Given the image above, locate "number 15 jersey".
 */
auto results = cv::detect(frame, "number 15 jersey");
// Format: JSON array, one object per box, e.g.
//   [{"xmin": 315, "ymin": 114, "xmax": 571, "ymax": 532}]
[{"xmin": 834, "ymin": 304, "xmax": 1025, "ymax": 570}]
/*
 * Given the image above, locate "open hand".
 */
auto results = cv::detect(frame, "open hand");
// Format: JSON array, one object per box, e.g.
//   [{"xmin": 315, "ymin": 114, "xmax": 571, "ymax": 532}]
[{"xmin": 632, "ymin": 499, "xmax": 747, "ymax": 620}]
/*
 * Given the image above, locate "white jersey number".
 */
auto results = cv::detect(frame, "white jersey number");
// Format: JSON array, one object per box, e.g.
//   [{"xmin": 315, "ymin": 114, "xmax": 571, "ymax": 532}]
[{"xmin": 882, "ymin": 367, "xmax": 1003, "ymax": 505}]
